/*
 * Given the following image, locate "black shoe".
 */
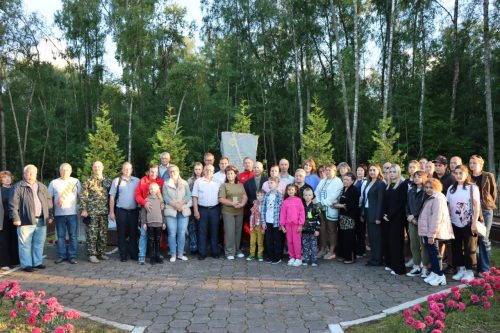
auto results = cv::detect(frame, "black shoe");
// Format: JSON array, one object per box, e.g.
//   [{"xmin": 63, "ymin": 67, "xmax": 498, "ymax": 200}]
[
  {"xmin": 150, "ymin": 259, "xmax": 156, "ymax": 265},
  {"xmin": 212, "ymin": 255, "xmax": 220, "ymax": 259},
  {"xmin": 120, "ymin": 258, "xmax": 127, "ymax": 262},
  {"xmin": 198, "ymin": 255, "xmax": 206, "ymax": 260},
  {"xmin": 156, "ymin": 257, "xmax": 164, "ymax": 264},
  {"xmin": 54, "ymin": 258, "xmax": 66, "ymax": 264},
  {"xmin": 34, "ymin": 264, "xmax": 46, "ymax": 269},
  {"xmin": 22, "ymin": 266, "xmax": 34, "ymax": 272},
  {"xmin": 365, "ymin": 262, "xmax": 379, "ymax": 266},
  {"xmin": 271, "ymin": 259, "xmax": 282, "ymax": 264},
  {"xmin": 69, "ymin": 259, "xmax": 78, "ymax": 264}
]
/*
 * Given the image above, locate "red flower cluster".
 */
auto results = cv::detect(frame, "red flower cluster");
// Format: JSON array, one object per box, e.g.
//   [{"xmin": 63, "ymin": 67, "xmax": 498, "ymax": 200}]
[
  {"xmin": 403, "ymin": 266, "xmax": 499, "ymax": 332},
  {"xmin": 0, "ymin": 281, "xmax": 80, "ymax": 333}
]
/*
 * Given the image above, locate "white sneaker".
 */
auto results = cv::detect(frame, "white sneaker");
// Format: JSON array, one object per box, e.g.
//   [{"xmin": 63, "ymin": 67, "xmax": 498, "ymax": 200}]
[
  {"xmin": 88, "ymin": 256, "xmax": 100, "ymax": 263},
  {"xmin": 287, "ymin": 258, "xmax": 296, "ymax": 266},
  {"xmin": 236, "ymin": 253, "xmax": 245, "ymax": 258},
  {"xmin": 177, "ymin": 255, "xmax": 188, "ymax": 261},
  {"xmin": 424, "ymin": 272, "xmax": 437, "ymax": 283},
  {"xmin": 421, "ymin": 268, "xmax": 430, "ymax": 278},
  {"xmin": 292, "ymin": 259, "xmax": 303, "ymax": 267},
  {"xmin": 429, "ymin": 274, "xmax": 447, "ymax": 286},
  {"xmin": 227, "ymin": 256, "xmax": 235, "ymax": 260},
  {"xmin": 384, "ymin": 266, "xmax": 392, "ymax": 271},
  {"xmin": 170, "ymin": 256, "xmax": 176, "ymax": 263},
  {"xmin": 302, "ymin": 262, "xmax": 308, "ymax": 266},
  {"xmin": 405, "ymin": 259, "xmax": 414, "ymax": 268},
  {"xmin": 407, "ymin": 266, "xmax": 422, "ymax": 277},
  {"xmin": 452, "ymin": 266, "xmax": 466, "ymax": 281},
  {"xmin": 462, "ymin": 270, "xmax": 474, "ymax": 282}
]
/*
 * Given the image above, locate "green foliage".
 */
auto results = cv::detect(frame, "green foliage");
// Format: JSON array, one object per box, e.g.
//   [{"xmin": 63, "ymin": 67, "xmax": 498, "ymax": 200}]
[
  {"xmin": 231, "ymin": 100, "xmax": 253, "ymax": 134},
  {"xmin": 150, "ymin": 106, "xmax": 188, "ymax": 175},
  {"xmin": 369, "ymin": 117, "xmax": 407, "ymax": 169},
  {"xmin": 299, "ymin": 98, "xmax": 335, "ymax": 167},
  {"xmin": 80, "ymin": 105, "xmax": 125, "ymax": 179}
]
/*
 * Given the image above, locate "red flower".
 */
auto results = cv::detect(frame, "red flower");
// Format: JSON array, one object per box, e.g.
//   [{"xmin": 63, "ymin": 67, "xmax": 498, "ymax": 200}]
[
  {"xmin": 424, "ymin": 316, "xmax": 434, "ymax": 325},
  {"xmin": 412, "ymin": 320, "xmax": 426, "ymax": 330},
  {"xmin": 447, "ymin": 300, "xmax": 457, "ymax": 308},
  {"xmin": 483, "ymin": 301, "xmax": 492, "ymax": 310},
  {"xmin": 450, "ymin": 286, "xmax": 460, "ymax": 292},
  {"xmin": 435, "ymin": 320, "xmax": 445, "ymax": 329},
  {"xmin": 54, "ymin": 327, "xmax": 66, "ymax": 333},
  {"xmin": 437, "ymin": 311, "xmax": 446, "ymax": 320},
  {"xmin": 405, "ymin": 317, "xmax": 414, "ymax": 326},
  {"xmin": 31, "ymin": 328, "xmax": 42, "ymax": 333},
  {"xmin": 42, "ymin": 314, "xmax": 52, "ymax": 323},
  {"xmin": 431, "ymin": 330, "xmax": 442, "ymax": 333},
  {"xmin": 17, "ymin": 301, "xmax": 24, "ymax": 309},
  {"xmin": 458, "ymin": 302, "xmax": 466, "ymax": 311},
  {"xmin": 470, "ymin": 294, "xmax": 480, "ymax": 303},
  {"xmin": 9, "ymin": 310, "xmax": 17, "ymax": 318},
  {"xmin": 65, "ymin": 323, "xmax": 75, "ymax": 332},
  {"xmin": 27, "ymin": 315, "xmax": 37, "ymax": 326},
  {"xmin": 37, "ymin": 291, "xmax": 46, "ymax": 298},
  {"xmin": 486, "ymin": 289, "xmax": 494, "ymax": 298},
  {"xmin": 412, "ymin": 304, "xmax": 421, "ymax": 312},
  {"xmin": 452, "ymin": 291, "xmax": 461, "ymax": 300},
  {"xmin": 65, "ymin": 311, "xmax": 74, "ymax": 319},
  {"xmin": 403, "ymin": 309, "xmax": 411, "ymax": 318}
]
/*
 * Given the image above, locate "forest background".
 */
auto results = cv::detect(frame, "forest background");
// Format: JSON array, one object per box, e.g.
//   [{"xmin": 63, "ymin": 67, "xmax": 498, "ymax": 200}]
[{"xmin": 0, "ymin": 0, "xmax": 498, "ymax": 181}]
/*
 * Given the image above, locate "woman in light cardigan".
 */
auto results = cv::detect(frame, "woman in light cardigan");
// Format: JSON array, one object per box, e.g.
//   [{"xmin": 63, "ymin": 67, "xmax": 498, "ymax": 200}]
[
  {"xmin": 163, "ymin": 165, "xmax": 192, "ymax": 262},
  {"xmin": 418, "ymin": 178, "xmax": 454, "ymax": 286},
  {"xmin": 314, "ymin": 163, "xmax": 343, "ymax": 259}
]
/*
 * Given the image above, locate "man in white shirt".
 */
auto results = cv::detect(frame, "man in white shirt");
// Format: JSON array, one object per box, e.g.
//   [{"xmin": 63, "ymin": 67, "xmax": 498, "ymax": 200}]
[
  {"xmin": 213, "ymin": 157, "xmax": 229, "ymax": 186},
  {"xmin": 49, "ymin": 163, "xmax": 82, "ymax": 264},
  {"xmin": 279, "ymin": 159, "xmax": 295, "ymax": 185},
  {"xmin": 192, "ymin": 165, "xmax": 221, "ymax": 260}
]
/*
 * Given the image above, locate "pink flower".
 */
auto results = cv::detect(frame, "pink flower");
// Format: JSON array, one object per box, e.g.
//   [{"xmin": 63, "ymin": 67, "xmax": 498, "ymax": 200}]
[
  {"xmin": 431, "ymin": 330, "xmax": 442, "ymax": 333},
  {"xmin": 30, "ymin": 308, "xmax": 40, "ymax": 317},
  {"xmin": 42, "ymin": 314, "xmax": 52, "ymax": 323},
  {"xmin": 405, "ymin": 317, "xmax": 414, "ymax": 326},
  {"xmin": 54, "ymin": 327, "xmax": 66, "ymax": 333},
  {"xmin": 72, "ymin": 311, "xmax": 80, "ymax": 319},
  {"xmin": 31, "ymin": 328, "xmax": 42, "ymax": 333},
  {"xmin": 461, "ymin": 278, "xmax": 469, "ymax": 284},
  {"xmin": 9, "ymin": 310, "xmax": 17, "ymax": 318},
  {"xmin": 471, "ymin": 294, "xmax": 480, "ymax": 303},
  {"xmin": 425, "ymin": 316, "xmax": 434, "ymax": 325},
  {"xmin": 403, "ymin": 309, "xmax": 411, "ymax": 317},
  {"xmin": 27, "ymin": 315, "xmax": 37, "ymax": 326},
  {"xmin": 429, "ymin": 310, "xmax": 438, "ymax": 317},
  {"xmin": 412, "ymin": 304, "xmax": 421, "ymax": 312},
  {"xmin": 37, "ymin": 291, "xmax": 46, "ymax": 298},
  {"xmin": 437, "ymin": 311, "xmax": 446, "ymax": 320},
  {"xmin": 65, "ymin": 323, "xmax": 74, "ymax": 332},
  {"xmin": 17, "ymin": 301, "xmax": 24, "ymax": 309},
  {"xmin": 453, "ymin": 291, "xmax": 461, "ymax": 300},
  {"xmin": 458, "ymin": 302, "xmax": 466, "ymax": 311},
  {"xmin": 51, "ymin": 312, "xmax": 58, "ymax": 318},
  {"xmin": 26, "ymin": 302, "xmax": 34, "ymax": 311},
  {"xmin": 429, "ymin": 302, "xmax": 441, "ymax": 311},
  {"xmin": 486, "ymin": 289, "xmax": 494, "ymax": 298},
  {"xmin": 494, "ymin": 283, "xmax": 500, "ymax": 290},
  {"xmin": 435, "ymin": 320, "xmax": 445, "ymax": 329},
  {"xmin": 65, "ymin": 311, "xmax": 74, "ymax": 319},
  {"xmin": 412, "ymin": 320, "xmax": 426, "ymax": 330},
  {"xmin": 450, "ymin": 286, "xmax": 460, "ymax": 292},
  {"xmin": 447, "ymin": 300, "xmax": 457, "ymax": 308},
  {"xmin": 483, "ymin": 301, "xmax": 492, "ymax": 310}
]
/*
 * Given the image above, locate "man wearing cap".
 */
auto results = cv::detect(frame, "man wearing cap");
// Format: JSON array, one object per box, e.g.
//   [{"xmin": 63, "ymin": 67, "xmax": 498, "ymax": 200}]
[{"xmin": 432, "ymin": 156, "xmax": 454, "ymax": 195}]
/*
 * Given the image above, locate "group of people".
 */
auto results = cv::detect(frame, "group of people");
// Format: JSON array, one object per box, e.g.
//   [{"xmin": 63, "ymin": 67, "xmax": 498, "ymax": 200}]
[{"xmin": 0, "ymin": 151, "xmax": 496, "ymax": 288}]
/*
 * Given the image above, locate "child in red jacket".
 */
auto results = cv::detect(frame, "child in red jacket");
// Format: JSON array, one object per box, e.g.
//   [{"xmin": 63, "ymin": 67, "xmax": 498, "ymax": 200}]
[{"xmin": 280, "ymin": 184, "xmax": 305, "ymax": 267}]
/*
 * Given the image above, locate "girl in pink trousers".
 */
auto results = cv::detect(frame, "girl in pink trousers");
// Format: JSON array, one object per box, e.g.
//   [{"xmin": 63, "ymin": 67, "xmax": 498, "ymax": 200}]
[{"xmin": 280, "ymin": 184, "xmax": 305, "ymax": 267}]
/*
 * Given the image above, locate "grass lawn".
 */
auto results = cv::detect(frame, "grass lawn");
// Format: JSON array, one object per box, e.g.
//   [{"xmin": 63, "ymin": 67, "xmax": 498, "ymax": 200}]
[
  {"xmin": 0, "ymin": 301, "xmax": 127, "ymax": 333},
  {"xmin": 346, "ymin": 246, "xmax": 500, "ymax": 333}
]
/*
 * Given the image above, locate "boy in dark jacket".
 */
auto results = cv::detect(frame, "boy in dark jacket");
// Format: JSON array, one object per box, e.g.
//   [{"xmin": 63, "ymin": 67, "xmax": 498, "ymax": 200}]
[{"xmin": 300, "ymin": 188, "xmax": 321, "ymax": 266}]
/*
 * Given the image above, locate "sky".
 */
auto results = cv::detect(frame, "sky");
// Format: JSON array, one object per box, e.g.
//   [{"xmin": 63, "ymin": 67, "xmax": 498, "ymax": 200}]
[{"xmin": 23, "ymin": 0, "xmax": 204, "ymax": 78}]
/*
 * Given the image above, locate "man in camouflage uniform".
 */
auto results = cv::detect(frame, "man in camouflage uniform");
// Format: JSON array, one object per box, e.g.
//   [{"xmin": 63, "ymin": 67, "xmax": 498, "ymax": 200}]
[{"xmin": 80, "ymin": 161, "xmax": 112, "ymax": 263}]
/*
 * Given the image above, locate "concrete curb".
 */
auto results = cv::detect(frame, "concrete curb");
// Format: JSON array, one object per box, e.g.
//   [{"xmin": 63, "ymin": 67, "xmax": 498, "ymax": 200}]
[{"xmin": 329, "ymin": 283, "xmax": 468, "ymax": 332}]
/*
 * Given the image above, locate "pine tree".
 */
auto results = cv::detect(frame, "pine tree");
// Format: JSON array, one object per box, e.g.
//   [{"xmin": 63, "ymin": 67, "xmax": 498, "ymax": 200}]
[
  {"xmin": 369, "ymin": 117, "xmax": 407, "ymax": 169},
  {"xmin": 150, "ymin": 106, "xmax": 188, "ymax": 174},
  {"xmin": 299, "ymin": 98, "xmax": 334, "ymax": 167},
  {"xmin": 231, "ymin": 99, "xmax": 253, "ymax": 133},
  {"xmin": 79, "ymin": 104, "xmax": 125, "ymax": 178}
]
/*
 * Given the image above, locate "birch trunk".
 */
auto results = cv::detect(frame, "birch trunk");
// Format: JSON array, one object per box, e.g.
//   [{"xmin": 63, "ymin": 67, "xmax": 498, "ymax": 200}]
[
  {"xmin": 331, "ymin": 0, "xmax": 353, "ymax": 161},
  {"xmin": 7, "ymin": 88, "xmax": 24, "ymax": 168},
  {"xmin": 0, "ymin": 63, "xmax": 5, "ymax": 170},
  {"xmin": 351, "ymin": 0, "xmax": 360, "ymax": 168},
  {"xmin": 483, "ymin": 0, "xmax": 494, "ymax": 173},
  {"xmin": 175, "ymin": 90, "xmax": 187, "ymax": 134},
  {"xmin": 382, "ymin": 0, "xmax": 395, "ymax": 121},
  {"xmin": 127, "ymin": 94, "xmax": 133, "ymax": 162},
  {"xmin": 418, "ymin": 11, "xmax": 427, "ymax": 156},
  {"xmin": 291, "ymin": 26, "xmax": 304, "ymax": 150},
  {"xmin": 450, "ymin": 0, "xmax": 459, "ymax": 122}
]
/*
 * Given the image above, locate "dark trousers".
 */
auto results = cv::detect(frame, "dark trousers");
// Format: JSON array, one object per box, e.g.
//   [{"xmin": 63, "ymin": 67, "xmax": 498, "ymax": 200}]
[
  {"xmin": 147, "ymin": 226, "xmax": 162, "ymax": 261},
  {"xmin": 381, "ymin": 220, "xmax": 390, "ymax": 266},
  {"xmin": 355, "ymin": 220, "xmax": 366, "ymax": 256},
  {"xmin": 366, "ymin": 221, "xmax": 382, "ymax": 265},
  {"xmin": 452, "ymin": 224, "xmax": 477, "ymax": 270},
  {"xmin": 116, "ymin": 208, "xmax": 139, "ymax": 260},
  {"xmin": 302, "ymin": 233, "xmax": 318, "ymax": 263},
  {"xmin": 423, "ymin": 236, "xmax": 443, "ymax": 276},
  {"xmin": 339, "ymin": 228, "xmax": 356, "ymax": 261},
  {"xmin": 265, "ymin": 223, "xmax": 283, "ymax": 262},
  {"xmin": 387, "ymin": 218, "xmax": 406, "ymax": 274},
  {"xmin": 197, "ymin": 206, "xmax": 221, "ymax": 257}
]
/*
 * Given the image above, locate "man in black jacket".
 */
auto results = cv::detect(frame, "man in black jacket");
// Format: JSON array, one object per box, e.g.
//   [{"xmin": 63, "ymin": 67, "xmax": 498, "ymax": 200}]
[
  {"xmin": 9, "ymin": 164, "xmax": 53, "ymax": 272},
  {"xmin": 433, "ymin": 156, "xmax": 455, "ymax": 195}
]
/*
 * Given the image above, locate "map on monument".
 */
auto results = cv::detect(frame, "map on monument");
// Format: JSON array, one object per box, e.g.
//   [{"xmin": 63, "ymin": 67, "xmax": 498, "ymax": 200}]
[{"xmin": 220, "ymin": 132, "xmax": 259, "ymax": 171}]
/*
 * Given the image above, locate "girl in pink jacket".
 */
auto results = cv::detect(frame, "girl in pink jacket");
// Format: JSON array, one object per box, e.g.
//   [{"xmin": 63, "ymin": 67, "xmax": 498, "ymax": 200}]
[
  {"xmin": 280, "ymin": 184, "xmax": 305, "ymax": 267},
  {"xmin": 418, "ymin": 178, "xmax": 454, "ymax": 286}
]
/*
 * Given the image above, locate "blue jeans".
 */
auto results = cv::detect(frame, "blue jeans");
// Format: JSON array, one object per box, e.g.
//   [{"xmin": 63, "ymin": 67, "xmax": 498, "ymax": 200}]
[
  {"xmin": 477, "ymin": 209, "xmax": 493, "ymax": 273},
  {"xmin": 166, "ymin": 214, "xmax": 189, "ymax": 256},
  {"xmin": 55, "ymin": 215, "xmax": 78, "ymax": 259},
  {"xmin": 423, "ymin": 236, "xmax": 443, "ymax": 276},
  {"xmin": 197, "ymin": 206, "xmax": 220, "ymax": 257},
  {"xmin": 17, "ymin": 218, "xmax": 46, "ymax": 268},
  {"xmin": 138, "ymin": 225, "xmax": 147, "ymax": 258}
]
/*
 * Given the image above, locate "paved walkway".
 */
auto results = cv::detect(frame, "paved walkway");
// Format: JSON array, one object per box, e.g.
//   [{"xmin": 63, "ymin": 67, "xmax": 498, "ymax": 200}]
[{"xmin": 3, "ymin": 245, "xmax": 454, "ymax": 333}]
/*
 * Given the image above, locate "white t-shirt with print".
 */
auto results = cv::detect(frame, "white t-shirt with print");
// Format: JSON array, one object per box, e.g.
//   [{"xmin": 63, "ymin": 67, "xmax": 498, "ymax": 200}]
[{"xmin": 446, "ymin": 184, "xmax": 480, "ymax": 228}]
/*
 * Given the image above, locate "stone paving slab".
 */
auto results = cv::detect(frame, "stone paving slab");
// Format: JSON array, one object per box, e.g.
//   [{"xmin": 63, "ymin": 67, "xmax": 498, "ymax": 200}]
[{"xmin": 2, "ymin": 245, "xmax": 456, "ymax": 333}]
